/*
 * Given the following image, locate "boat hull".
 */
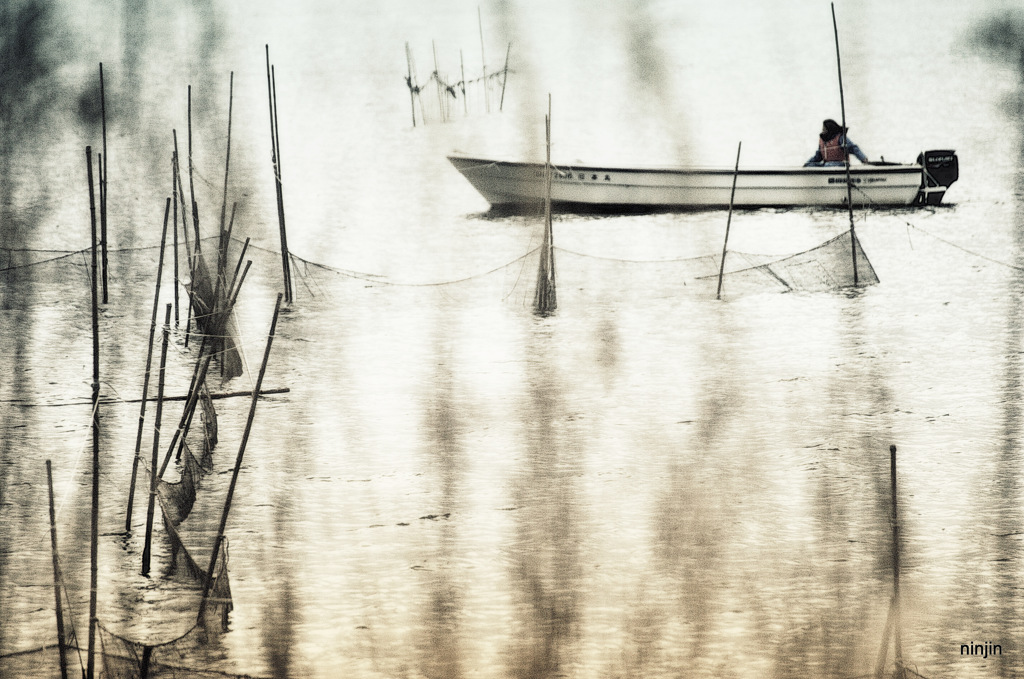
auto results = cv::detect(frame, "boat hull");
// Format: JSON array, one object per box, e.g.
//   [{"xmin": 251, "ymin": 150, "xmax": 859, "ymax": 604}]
[{"xmin": 448, "ymin": 155, "xmax": 946, "ymax": 210}]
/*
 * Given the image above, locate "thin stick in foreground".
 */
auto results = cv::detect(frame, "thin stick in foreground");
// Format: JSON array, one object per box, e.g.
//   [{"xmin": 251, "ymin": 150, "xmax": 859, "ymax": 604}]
[
  {"xmin": 717, "ymin": 141, "xmax": 742, "ymax": 300},
  {"xmin": 199, "ymin": 293, "xmax": 284, "ymax": 623},
  {"xmin": 831, "ymin": 2, "xmax": 858, "ymax": 285},
  {"xmin": 46, "ymin": 460, "xmax": 70, "ymax": 679},
  {"xmin": 142, "ymin": 304, "xmax": 172, "ymax": 576},
  {"xmin": 85, "ymin": 145, "xmax": 100, "ymax": 679},
  {"xmin": 125, "ymin": 197, "xmax": 171, "ymax": 532}
]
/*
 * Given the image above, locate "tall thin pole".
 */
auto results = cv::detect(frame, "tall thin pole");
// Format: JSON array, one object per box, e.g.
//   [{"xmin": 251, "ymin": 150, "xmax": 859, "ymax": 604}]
[
  {"xmin": 432, "ymin": 40, "xmax": 444, "ymax": 123},
  {"xmin": 266, "ymin": 46, "xmax": 293, "ymax": 303},
  {"xmin": 199, "ymin": 293, "xmax": 283, "ymax": 622},
  {"xmin": 46, "ymin": 460, "xmax": 70, "ymax": 679},
  {"xmin": 716, "ymin": 142, "xmax": 742, "ymax": 300},
  {"xmin": 890, "ymin": 444, "xmax": 903, "ymax": 676},
  {"xmin": 158, "ymin": 348, "xmax": 214, "ymax": 479},
  {"xmin": 460, "ymin": 49, "xmax": 467, "ymax": 116},
  {"xmin": 172, "ymin": 153, "xmax": 180, "ymax": 326},
  {"xmin": 479, "ymin": 6, "xmax": 489, "ymax": 113},
  {"xmin": 142, "ymin": 304, "xmax": 172, "ymax": 576},
  {"xmin": 406, "ymin": 42, "xmax": 417, "ymax": 127},
  {"xmin": 173, "ymin": 133, "xmax": 195, "ymax": 346},
  {"xmin": 219, "ymin": 72, "xmax": 234, "ymax": 258},
  {"xmin": 85, "ymin": 146, "xmax": 100, "ymax": 679},
  {"xmin": 125, "ymin": 198, "xmax": 171, "ymax": 532},
  {"xmin": 831, "ymin": 2, "xmax": 858, "ymax": 285},
  {"xmin": 98, "ymin": 154, "xmax": 108, "ymax": 304},
  {"xmin": 187, "ymin": 85, "xmax": 200, "ymax": 246},
  {"xmin": 499, "ymin": 42, "xmax": 511, "ymax": 111},
  {"xmin": 99, "ymin": 64, "xmax": 109, "ymax": 304},
  {"xmin": 272, "ymin": 64, "xmax": 293, "ymax": 301}
]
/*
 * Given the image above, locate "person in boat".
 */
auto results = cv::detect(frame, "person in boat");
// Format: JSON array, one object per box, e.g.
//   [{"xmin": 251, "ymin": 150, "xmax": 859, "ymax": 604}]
[{"xmin": 804, "ymin": 118, "xmax": 869, "ymax": 166}]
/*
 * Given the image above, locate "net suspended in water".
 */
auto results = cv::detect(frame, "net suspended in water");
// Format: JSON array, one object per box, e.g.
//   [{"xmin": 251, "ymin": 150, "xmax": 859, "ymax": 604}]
[
  {"xmin": 701, "ymin": 229, "xmax": 879, "ymax": 293},
  {"xmin": 279, "ymin": 228, "xmax": 879, "ymax": 309},
  {"xmin": 101, "ymin": 377, "xmax": 233, "ymax": 679},
  {"xmin": 90, "ymin": 372, "xmax": 234, "ymax": 679},
  {"xmin": 188, "ymin": 252, "xmax": 244, "ymax": 379}
]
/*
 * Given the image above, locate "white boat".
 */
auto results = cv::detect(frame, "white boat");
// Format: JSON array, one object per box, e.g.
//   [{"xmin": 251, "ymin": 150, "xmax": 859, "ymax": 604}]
[{"xmin": 447, "ymin": 150, "xmax": 958, "ymax": 211}]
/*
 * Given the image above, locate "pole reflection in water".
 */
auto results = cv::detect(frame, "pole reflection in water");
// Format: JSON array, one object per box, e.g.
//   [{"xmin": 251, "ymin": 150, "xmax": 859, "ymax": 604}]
[
  {"xmin": 414, "ymin": 322, "xmax": 466, "ymax": 679},
  {"xmin": 505, "ymin": 322, "xmax": 582, "ymax": 678}
]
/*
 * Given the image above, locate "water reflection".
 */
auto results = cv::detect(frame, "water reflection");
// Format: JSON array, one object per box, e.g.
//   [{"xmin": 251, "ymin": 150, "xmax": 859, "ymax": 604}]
[
  {"xmin": 964, "ymin": 15, "xmax": 1024, "ymax": 678},
  {"xmin": 505, "ymin": 322, "xmax": 582, "ymax": 678},
  {"xmin": 415, "ymin": 319, "xmax": 466, "ymax": 679}
]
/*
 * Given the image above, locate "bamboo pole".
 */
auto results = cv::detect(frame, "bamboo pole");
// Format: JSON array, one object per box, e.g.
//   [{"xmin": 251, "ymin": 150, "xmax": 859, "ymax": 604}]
[
  {"xmin": 171, "ymin": 341, "xmax": 213, "ymax": 466},
  {"xmin": 172, "ymin": 134, "xmax": 193, "ymax": 266},
  {"xmin": 222, "ymin": 202, "xmax": 237, "ymax": 290},
  {"xmin": 158, "ymin": 347, "xmax": 214, "ymax": 479},
  {"xmin": 85, "ymin": 146, "xmax": 100, "ymax": 679},
  {"xmin": 460, "ymin": 49, "xmax": 467, "ymax": 116},
  {"xmin": 219, "ymin": 72, "xmax": 234, "ymax": 257},
  {"xmin": 5, "ymin": 387, "xmax": 290, "ymax": 408},
  {"xmin": 272, "ymin": 65, "xmax": 293, "ymax": 302},
  {"xmin": 228, "ymin": 261, "xmax": 252, "ymax": 311},
  {"xmin": 890, "ymin": 443, "xmax": 903, "ymax": 676},
  {"xmin": 172, "ymin": 153, "xmax": 180, "ymax": 327},
  {"xmin": 716, "ymin": 142, "xmax": 742, "ymax": 300},
  {"xmin": 188, "ymin": 85, "xmax": 200, "ymax": 247},
  {"xmin": 46, "ymin": 460, "xmax": 70, "ymax": 679},
  {"xmin": 229, "ymin": 237, "xmax": 251, "ymax": 300},
  {"xmin": 478, "ymin": 6, "xmax": 489, "ymax": 113},
  {"xmin": 173, "ymin": 133, "xmax": 196, "ymax": 346},
  {"xmin": 534, "ymin": 95, "xmax": 556, "ymax": 315},
  {"xmin": 405, "ymin": 42, "xmax": 417, "ymax": 127},
  {"xmin": 199, "ymin": 293, "xmax": 283, "ymax": 623},
  {"xmin": 215, "ymin": 205, "xmax": 238, "ymax": 379},
  {"xmin": 99, "ymin": 63, "xmax": 109, "ymax": 304},
  {"xmin": 98, "ymin": 153, "xmax": 108, "ymax": 304},
  {"xmin": 432, "ymin": 40, "xmax": 444, "ymax": 122},
  {"xmin": 499, "ymin": 42, "xmax": 511, "ymax": 111},
  {"xmin": 831, "ymin": 2, "xmax": 858, "ymax": 286},
  {"xmin": 142, "ymin": 304, "xmax": 172, "ymax": 576},
  {"xmin": 266, "ymin": 47, "xmax": 293, "ymax": 303},
  {"xmin": 125, "ymin": 197, "xmax": 171, "ymax": 532}
]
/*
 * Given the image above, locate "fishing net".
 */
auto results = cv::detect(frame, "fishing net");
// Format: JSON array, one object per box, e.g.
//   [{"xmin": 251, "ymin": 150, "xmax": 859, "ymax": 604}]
[
  {"xmin": 85, "ymin": 321, "xmax": 236, "ymax": 679},
  {"xmin": 696, "ymin": 229, "xmax": 878, "ymax": 294},
  {"xmin": 2, "ymin": 238, "xmax": 246, "ymax": 383},
  {"xmin": 280, "ymin": 228, "xmax": 878, "ymax": 311},
  {"xmin": 100, "ymin": 355, "xmax": 233, "ymax": 677},
  {"xmin": 188, "ymin": 250, "xmax": 244, "ymax": 379},
  {"xmin": 0, "ymin": 248, "xmax": 93, "ymax": 311}
]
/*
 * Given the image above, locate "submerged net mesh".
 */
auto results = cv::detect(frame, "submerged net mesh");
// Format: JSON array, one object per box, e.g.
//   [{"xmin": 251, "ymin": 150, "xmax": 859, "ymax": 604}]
[
  {"xmin": 104, "ymin": 356, "xmax": 234, "ymax": 676},
  {"xmin": 696, "ymin": 230, "xmax": 879, "ymax": 294},
  {"xmin": 280, "ymin": 228, "xmax": 878, "ymax": 310},
  {"xmin": 188, "ymin": 250, "xmax": 244, "ymax": 379}
]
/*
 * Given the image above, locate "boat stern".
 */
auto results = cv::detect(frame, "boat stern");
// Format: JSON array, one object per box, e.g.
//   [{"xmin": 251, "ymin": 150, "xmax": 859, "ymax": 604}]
[{"xmin": 915, "ymin": 150, "xmax": 958, "ymax": 205}]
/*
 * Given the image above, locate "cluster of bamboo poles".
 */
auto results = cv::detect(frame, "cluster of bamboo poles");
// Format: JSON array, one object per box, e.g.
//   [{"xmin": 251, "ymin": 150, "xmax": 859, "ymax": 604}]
[
  {"xmin": 404, "ymin": 8, "xmax": 511, "ymax": 126},
  {"xmin": 41, "ymin": 59, "xmax": 294, "ymax": 679},
  {"xmin": 533, "ymin": 94, "xmax": 556, "ymax": 316}
]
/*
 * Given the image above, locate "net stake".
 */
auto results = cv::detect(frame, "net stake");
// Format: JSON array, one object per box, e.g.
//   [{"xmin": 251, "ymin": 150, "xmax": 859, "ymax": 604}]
[
  {"xmin": 716, "ymin": 141, "xmax": 742, "ymax": 300},
  {"xmin": 199, "ymin": 294, "xmax": 284, "ymax": 624}
]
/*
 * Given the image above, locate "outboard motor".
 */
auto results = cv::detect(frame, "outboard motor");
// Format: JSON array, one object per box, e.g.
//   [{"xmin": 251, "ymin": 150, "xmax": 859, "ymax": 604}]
[{"xmin": 914, "ymin": 150, "xmax": 958, "ymax": 205}]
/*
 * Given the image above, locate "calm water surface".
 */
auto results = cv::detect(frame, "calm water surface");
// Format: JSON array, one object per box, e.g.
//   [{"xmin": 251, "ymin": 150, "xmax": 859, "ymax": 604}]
[{"xmin": 3, "ymin": 1, "xmax": 1024, "ymax": 677}]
